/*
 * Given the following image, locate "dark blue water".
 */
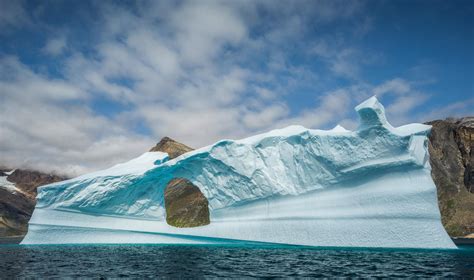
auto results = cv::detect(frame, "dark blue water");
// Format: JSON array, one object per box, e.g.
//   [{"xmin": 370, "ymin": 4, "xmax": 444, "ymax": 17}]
[{"xmin": 1, "ymin": 244, "xmax": 473, "ymax": 278}]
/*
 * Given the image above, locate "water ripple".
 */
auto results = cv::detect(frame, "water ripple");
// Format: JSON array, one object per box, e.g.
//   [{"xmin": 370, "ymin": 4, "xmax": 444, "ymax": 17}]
[{"xmin": 0, "ymin": 244, "xmax": 473, "ymax": 278}]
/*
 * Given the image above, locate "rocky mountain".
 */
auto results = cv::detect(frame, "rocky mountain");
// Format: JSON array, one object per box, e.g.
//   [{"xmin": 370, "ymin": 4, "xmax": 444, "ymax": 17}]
[
  {"xmin": 0, "ymin": 169, "xmax": 65, "ymax": 241},
  {"xmin": 427, "ymin": 117, "xmax": 474, "ymax": 237},
  {"xmin": 0, "ymin": 187, "xmax": 34, "ymax": 238},
  {"xmin": 149, "ymin": 137, "xmax": 193, "ymax": 159}
]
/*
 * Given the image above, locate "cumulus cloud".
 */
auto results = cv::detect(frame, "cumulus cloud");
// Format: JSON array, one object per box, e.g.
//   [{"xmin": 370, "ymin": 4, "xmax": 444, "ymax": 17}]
[
  {"xmin": 311, "ymin": 39, "xmax": 381, "ymax": 80},
  {"xmin": 42, "ymin": 36, "xmax": 67, "ymax": 56},
  {"xmin": 1, "ymin": 0, "xmax": 467, "ymax": 176},
  {"xmin": 373, "ymin": 78, "xmax": 410, "ymax": 96},
  {"xmin": 422, "ymin": 98, "xmax": 474, "ymax": 122},
  {"xmin": 0, "ymin": 56, "xmax": 152, "ymax": 175},
  {"xmin": 0, "ymin": 0, "xmax": 30, "ymax": 32}
]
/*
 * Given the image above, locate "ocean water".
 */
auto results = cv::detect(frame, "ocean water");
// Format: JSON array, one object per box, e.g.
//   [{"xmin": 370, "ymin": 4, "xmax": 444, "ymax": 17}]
[{"xmin": 1, "ymin": 244, "xmax": 473, "ymax": 278}]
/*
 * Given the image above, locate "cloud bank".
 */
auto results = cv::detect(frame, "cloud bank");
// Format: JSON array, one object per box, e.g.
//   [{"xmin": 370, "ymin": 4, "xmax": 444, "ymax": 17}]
[{"xmin": 0, "ymin": 0, "xmax": 472, "ymax": 176}]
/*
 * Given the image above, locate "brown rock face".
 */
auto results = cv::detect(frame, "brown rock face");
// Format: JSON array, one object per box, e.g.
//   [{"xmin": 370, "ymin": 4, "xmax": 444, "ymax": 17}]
[
  {"xmin": 150, "ymin": 137, "xmax": 193, "ymax": 159},
  {"xmin": 7, "ymin": 169, "xmax": 65, "ymax": 198},
  {"xmin": 427, "ymin": 117, "xmax": 474, "ymax": 237},
  {"xmin": 0, "ymin": 169, "xmax": 66, "ymax": 240},
  {"xmin": 164, "ymin": 178, "xmax": 210, "ymax": 228},
  {"xmin": 0, "ymin": 188, "xmax": 35, "ymax": 237}
]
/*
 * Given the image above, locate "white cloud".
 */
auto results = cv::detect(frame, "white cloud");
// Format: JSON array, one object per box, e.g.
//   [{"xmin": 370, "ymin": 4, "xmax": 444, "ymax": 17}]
[
  {"xmin": 42, "ymin": 36, "xmax": 67, "ymax": 56},
  {"xmin": 243, "ymin": 103, "xmax": 289, "ymax": 130},
  {"xmin": 0, "ymin": 56, "xmax": 152, "ymax": 176},
  {"xmin": 0, "ymin": 0, "xmax": 30, "ymax": 32},
  {"xmin": 373, "ymin": 78, "xmax": 410, "ymax": 96},
  {"xmin": 421, "ymin": 98, "xmax": 474, "ymax": 122},
  {"xmin": 170, "ymin": 1, "xmax": 247, "ymax": 65},
  {"xmin": 370, "ymin": 78, "xmax": 433, "ymax": 125},
  {"xmin": 0, "ymin": 56, "xmax": 83, "ymax": 102},
  {"xmin": 276, "ymin": 88, "xmax": 353, "ymax": 129},
  {"xmin": 310, "ymin": 40, "xmax": 370, "ymax": 79},
  {"xmin": 2, "ymin": 0, "xmax": 466, "ymax": 177}
]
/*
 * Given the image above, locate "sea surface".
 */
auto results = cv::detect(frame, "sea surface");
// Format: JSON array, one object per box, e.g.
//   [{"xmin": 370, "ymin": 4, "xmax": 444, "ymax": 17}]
[{"xmin": 1, "ymin": 244, "xmax": 473, "ymax": 278}]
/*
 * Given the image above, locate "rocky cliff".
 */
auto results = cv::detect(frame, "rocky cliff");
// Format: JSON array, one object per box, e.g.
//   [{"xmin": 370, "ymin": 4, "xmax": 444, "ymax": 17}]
[
  {"xmin": 427, "ymin": 117, "xmax": 474, "ymax": 237},
  {"xmin": 0, "ymin": 169, "xmax": 65, "ymax": 240},
  {"xmin": 149, "ymin": 137, "xmax": 193, "ymax": 159},
  {"xmin": 165, "ymin": 178, "xmax": 210, "ymax": 228}
]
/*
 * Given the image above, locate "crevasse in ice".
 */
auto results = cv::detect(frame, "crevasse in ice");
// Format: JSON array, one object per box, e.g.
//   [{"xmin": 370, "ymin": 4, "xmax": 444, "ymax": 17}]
[{"xmin": 21, "ymin": 96, "xmax": 456, "ymax": 249}]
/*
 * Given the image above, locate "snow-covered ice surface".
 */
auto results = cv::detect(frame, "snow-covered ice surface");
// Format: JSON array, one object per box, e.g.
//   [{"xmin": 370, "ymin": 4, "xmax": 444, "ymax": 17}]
[{"xmin": 22, "ymin": 97, "xmax": 456, "ymax": 249}]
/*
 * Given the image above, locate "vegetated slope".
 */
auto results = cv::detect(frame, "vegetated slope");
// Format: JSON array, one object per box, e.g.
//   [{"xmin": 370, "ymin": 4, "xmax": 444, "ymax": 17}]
[{"xmin": 427, "ymin": 117, "xmax": 474, "ymax": 237}]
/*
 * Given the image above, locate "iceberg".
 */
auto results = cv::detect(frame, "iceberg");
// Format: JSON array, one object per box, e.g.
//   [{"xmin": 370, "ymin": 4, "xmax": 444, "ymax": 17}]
[{"xmin": 21, "ymin": 97, "xmax": 456, "ymax": 249}]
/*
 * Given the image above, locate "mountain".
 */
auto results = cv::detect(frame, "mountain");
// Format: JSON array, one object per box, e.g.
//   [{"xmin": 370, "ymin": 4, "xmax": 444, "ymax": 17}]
[
  {"xmin": 427, "ymin": 117, "xmax": 474, "ymax": 237},
  {"xmin": 20, "ymin": 97, "xmax": 456, "ymax": 249},
  {"xmin": 0, "ymin": 169, "xmax": 65, "ymax": 241},
  {"xmin": 149, "ymin": 137, "xmax": 193, "ymax": 159}
]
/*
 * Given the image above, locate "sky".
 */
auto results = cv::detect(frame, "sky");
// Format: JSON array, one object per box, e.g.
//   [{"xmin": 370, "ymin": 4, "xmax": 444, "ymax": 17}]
[{"xmin": 0, "ymin": 0, "xmax": 473, "ymax": 176}]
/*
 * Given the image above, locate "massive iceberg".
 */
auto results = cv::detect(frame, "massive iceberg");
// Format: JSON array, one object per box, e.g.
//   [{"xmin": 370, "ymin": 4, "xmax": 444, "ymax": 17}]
[{"xmin": 22, "ymin": 97, "xmax": 456, "ymax": 249}]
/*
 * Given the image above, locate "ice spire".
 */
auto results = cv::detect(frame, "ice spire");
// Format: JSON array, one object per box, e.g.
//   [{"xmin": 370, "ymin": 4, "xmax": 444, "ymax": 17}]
[{"xmin": 355, "ymin": 96, "xmax": 393, "ymax": 130}]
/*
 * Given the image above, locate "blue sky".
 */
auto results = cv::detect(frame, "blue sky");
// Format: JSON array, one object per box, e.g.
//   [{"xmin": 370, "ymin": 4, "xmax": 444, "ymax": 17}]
[{"xmin": 0, "ymin": 0, "xmax": 473, "ymax": 175}]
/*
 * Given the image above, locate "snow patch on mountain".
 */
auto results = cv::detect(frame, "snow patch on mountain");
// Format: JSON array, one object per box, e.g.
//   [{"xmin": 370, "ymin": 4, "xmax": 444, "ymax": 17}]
[{"xmin": 0, "ymin": 176, "xmax": 18, "ymax": 193}]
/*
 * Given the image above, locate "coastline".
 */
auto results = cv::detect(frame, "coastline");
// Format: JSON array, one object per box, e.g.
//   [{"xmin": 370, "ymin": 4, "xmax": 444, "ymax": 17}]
[
  {"xmin": 0, "ymin": 236, "xmax": 23, "ymax": 245},
  {"xmin": 452, "ymin": 238, "xmax": 474, "ymax": 246}
]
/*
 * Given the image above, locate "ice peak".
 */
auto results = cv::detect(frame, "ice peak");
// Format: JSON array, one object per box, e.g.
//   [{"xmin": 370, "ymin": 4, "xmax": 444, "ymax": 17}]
[
  {"xmin": 355, "ymin": 96, "xmax": 392, "ymax": 130},
  {"xmin": 331, "ymin": 125, "xmax": 350, "ymax": 133}
]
